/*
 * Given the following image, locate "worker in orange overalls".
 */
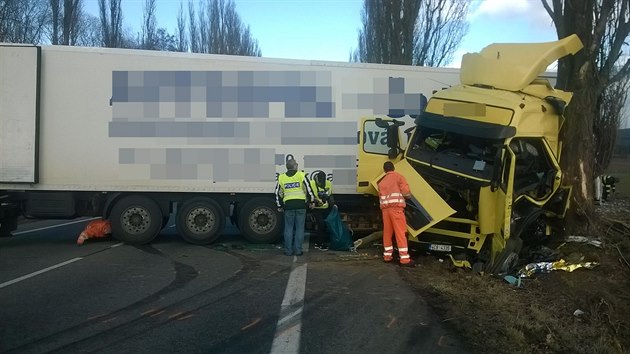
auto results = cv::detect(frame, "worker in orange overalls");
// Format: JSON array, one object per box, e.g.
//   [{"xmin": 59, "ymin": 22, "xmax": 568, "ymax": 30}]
[{"xmin": 377, "ymin": 161, "xmax": 413, "ymax": 266}]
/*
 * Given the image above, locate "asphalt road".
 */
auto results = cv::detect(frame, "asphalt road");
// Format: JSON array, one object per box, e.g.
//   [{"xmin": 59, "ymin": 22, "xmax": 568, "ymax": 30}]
[{"xmin": 0, "ymin": 217, "xmax": 466, "ymax": 353}]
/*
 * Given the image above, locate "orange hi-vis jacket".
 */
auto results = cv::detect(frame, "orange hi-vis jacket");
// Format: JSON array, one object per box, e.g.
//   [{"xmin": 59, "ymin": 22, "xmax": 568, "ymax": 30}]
[{"xmin": 378, "ymin": 171, "xmax": 411, "ymax": 209}]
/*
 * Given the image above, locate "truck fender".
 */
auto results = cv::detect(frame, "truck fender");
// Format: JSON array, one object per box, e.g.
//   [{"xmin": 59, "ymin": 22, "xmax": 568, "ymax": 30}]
[{"xmin": 102, "ymin": 193, "xmax": 124, "ymax": 219}]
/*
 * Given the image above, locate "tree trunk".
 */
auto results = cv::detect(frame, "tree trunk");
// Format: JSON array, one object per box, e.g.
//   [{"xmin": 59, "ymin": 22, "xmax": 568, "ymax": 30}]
[{"xmin": 556, "ymin": 0, "xmax": 598, "ymax": 226}]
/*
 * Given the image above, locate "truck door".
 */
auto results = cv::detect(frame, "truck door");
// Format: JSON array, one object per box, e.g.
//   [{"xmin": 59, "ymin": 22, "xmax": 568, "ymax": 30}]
[
  {"xmin": 371, "ymin": 159, "xmax": 455, "ymax": 237},
  {"xmin": 0, "ymin": 45, "xmax": 40, "ymax": 183},
  {"xmin": 357, "ymin": 118, "xmax": 455, "ymax": 237},
  {"xmin": 357, "ymin": 118, "xmax": 403, "ymax": 195}
]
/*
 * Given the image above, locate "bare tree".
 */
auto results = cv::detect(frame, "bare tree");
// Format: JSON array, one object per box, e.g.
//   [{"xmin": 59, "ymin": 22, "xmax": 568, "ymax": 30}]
[
  {"xmin": 74, "ymin": 13, "xmax": 102, "ymax": 47},
  {"xmin": 414, "ymin": 0, "xmax": 469, "ymax": 66},
  {"xmin": 50, "ymin": 0, "xmax": 82, "ymax": 45},
  {"xmin": 541, "ymin": 0, "xmax": 630, "ymax": 216},
  {"xmin": 0, "ymin": 0, "xmax": 49, "ymax": 44},
  {"xmin": 198, "ymin": 0, "xmax": 209, "ymax": 53},
  {"xmin": 98, "ymin": 0, "xmax": 122, "ymax": 48},
  {"xmin": 188, "ymin": 0, "xmax": 261, "ymax": 56},
  {"xmin": 188, "ymin": 0, "xmax": 198, "ymax": 53},
  {"xmin": 141, "ymin": 0, "xmax": 157, "ymax": 49},
  {"xmin": 51, "ymin": 0, "xmax": 60, "ymax": 43},
  {"xmin": 352, "ymin": 0, "xmax": 469, "ymax": 66},
  {"xmin": 352, "ymin": 0, "xmax": 420, "ymax": 65},
  {"xmin": 176, "ymin": 2, "xmax": 187, "ymax": 52}
]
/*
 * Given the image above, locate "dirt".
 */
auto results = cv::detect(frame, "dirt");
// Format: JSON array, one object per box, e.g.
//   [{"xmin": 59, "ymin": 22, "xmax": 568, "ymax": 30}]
[{"xmin": 397, "ymin": 196, "xmax": 630, "ymax": 354}]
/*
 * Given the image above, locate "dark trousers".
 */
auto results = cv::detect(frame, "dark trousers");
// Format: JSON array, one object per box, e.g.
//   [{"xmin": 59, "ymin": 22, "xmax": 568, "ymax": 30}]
[{"xmin": 312, "ymin": 208, "xmax": 330, "ymax": 246}]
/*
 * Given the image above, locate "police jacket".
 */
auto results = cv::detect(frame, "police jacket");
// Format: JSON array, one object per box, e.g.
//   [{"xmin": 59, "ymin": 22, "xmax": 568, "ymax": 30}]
[
  {"xmin": 275, "ymin": 170, "xmax": 315, "ymax": 210},
  {"xmin": 310, "ymin": 179, "xmax": 333, "ymax": 209}
]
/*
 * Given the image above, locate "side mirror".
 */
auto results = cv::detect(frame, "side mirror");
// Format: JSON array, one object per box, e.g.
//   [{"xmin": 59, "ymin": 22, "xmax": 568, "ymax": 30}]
[
  {"xmin": 375, "ymin": 118, "xmax": 389, "ymax": 128},
  {"xmin": 388, "ymin": 148, "xmax": 400, "ymax": 159},
  {"xmin": 375, "ymin": 118, "xmax": 404, "ymax": 159}
]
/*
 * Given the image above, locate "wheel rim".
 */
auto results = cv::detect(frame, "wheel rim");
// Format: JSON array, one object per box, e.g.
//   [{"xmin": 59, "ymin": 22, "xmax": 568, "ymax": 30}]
[
  {"xmin": 248, "ymin": 206, "xmax": 276, "ymax": 234},
  {"xmin": 121, "ymin": 206, "xmax": 152, "ymax": 235},
  {"xmin": 186, "ymin": 206, "xmax": 216, "ymax": 234},
  {"xmin": 501, "ymin": 252, "xmax": 519, "ymax": 274}
]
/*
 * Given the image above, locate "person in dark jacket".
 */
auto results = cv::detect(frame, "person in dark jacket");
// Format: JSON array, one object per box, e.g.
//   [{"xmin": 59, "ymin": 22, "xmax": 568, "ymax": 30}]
[
  {"xmin": 275, "ymin": 159, "xmax": 315, "ymax": 256},
  {"xmin": 310, "ymin": 171, "xmax": 335, "ymax": 250}
]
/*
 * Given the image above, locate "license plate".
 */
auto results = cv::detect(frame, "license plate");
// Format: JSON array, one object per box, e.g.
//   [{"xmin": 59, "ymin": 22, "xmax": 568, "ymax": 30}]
[{"xmin": 429, "ymin": 244, "xmax": 452, "ymax": 252}]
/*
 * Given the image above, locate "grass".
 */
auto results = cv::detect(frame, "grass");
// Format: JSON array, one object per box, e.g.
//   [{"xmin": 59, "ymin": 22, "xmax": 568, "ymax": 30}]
[
  {"xmin": 401, "ymin": 252, "xmax": 630, "ymax": 353},
  {"xmin": 607, "ymin": 157, "xmax": 630, "ymax": 197}
]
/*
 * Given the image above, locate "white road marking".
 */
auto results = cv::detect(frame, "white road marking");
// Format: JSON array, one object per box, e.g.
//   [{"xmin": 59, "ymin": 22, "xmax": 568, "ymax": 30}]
[
  {"xmin": 0, "ymin": 242, "xmax": 124, "ymax": 289},
  {"xmin": 12, "ymin": 217, "xmax": 101, "ymax": 235},
  {"xmin": 270, "ymin": 263, "xmax": 308, "ymax": 354},
  {"xmin": 0, "ymin": 257, "xmax": 83, "ymax": 289},
  {"xmin": 271, "ymin": 235, "xmax": 310, "ymax": 354}
]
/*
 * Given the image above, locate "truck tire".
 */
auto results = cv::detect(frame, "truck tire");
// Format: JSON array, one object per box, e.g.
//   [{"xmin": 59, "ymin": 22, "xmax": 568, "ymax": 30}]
[
  {"xmin": 490, "ymin": 236, "xmax": 523, "ymax": 275},
  {"xmin": 238, "ymin": 197, "xmax": 281, "ymax": 244},
  {"xmin": 176, "ymin": 198, "xmax": 225, "ymax": 245},
  {"xmin": 110, "ymin": 195, "xmax": 163, "ymax": 245}
]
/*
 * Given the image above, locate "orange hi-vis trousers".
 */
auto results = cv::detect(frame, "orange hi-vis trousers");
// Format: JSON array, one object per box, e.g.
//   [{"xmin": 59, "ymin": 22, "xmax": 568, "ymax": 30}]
[{"xmin": 381, "ymin": 207, "xmax": 410, "ymax": 264}]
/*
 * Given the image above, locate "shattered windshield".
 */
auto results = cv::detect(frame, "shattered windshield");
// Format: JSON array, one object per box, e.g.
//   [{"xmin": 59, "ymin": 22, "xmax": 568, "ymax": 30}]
[{"xmin": 406, "ymin": 116, "xmax": 505, "ymax": 182}]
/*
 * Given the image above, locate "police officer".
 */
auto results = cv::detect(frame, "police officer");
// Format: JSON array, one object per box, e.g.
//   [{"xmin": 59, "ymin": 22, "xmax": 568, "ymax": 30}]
[
  {"xmin": 275, "ymin": 159, "xmax": 315, "ymax": 256},
  {"xmin": 310, "ymin": 171, "xmax": 334, "ymax": 250}
]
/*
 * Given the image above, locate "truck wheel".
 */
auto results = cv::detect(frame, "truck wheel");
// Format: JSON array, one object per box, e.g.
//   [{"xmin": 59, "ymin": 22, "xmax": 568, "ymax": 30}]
[
  {"xmin": 490, "ymin": 236, "xmax": 523, "ymax": 275},
  {"xmin": 176, "ymin": 198, "xmax": 225, "ymax": 245},
  {"xmin": 238, "ymin": 197, "xmax": 281, "ymax": 244},
  {"xmin": 110, "ymin": 195, "xmax": 163, "ymax": 244}
]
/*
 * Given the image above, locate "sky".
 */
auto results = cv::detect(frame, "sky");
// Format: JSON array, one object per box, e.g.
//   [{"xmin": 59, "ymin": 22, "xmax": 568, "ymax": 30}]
[{"xmin": 82, "ymin": 0, "xmax": 559, "ymax": 66}]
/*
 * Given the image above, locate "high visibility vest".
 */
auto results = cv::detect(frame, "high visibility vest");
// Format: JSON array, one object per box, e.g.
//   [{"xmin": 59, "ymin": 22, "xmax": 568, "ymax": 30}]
[
  {"xmin": 378, "ymin": 172, "xmax": 409, "ymax": 209},
  {"xmin": 310, "ymin": 179, "xmax": 332, "ymax": 209},
  {"xmin": 278, "ymin": 172, "xmax": 307, "ymax": 203}
]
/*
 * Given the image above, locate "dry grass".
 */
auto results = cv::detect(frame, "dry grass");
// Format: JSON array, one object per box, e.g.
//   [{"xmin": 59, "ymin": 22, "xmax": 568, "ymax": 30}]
[{"xmin": 399, "ymin": 197, "xmax": 630, "ymax": 354}]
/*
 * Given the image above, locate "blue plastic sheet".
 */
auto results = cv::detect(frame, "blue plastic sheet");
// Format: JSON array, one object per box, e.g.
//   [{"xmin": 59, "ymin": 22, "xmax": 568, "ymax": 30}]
[{"xmin": 324, "ymin": 206, "xmax": 353, "ymax": 251}]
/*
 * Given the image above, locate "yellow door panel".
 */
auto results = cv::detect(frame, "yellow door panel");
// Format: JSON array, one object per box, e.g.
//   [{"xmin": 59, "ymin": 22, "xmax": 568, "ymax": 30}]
[
  {"xmin": 357, "ymin": 118, "xmax": 403, "ymax": 195},
  {"xmin": 371, "ymin": 159, "xmax": 455, "ymax": 237}
]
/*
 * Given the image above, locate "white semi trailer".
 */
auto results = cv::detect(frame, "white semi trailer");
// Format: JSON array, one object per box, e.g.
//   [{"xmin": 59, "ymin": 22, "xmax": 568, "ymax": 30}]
[{"xmin": 0, "ymin": 43, "xmax": 459, "ymax": 244}]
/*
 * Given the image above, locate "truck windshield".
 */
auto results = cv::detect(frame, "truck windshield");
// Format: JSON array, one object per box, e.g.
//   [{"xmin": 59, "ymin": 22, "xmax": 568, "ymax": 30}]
[{"xmin": 406, "ymin": 117, "xmax": 504, "ymax": 182}]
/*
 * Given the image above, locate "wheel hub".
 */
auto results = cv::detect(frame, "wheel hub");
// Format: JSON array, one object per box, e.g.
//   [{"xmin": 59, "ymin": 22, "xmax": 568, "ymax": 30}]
[
  {"xmin": 187, "ymin": 207, "xmax": 215, "ymax": 234},
  {"xmin": 249, "ymin": 207, "xmax": 275, "ymax": 233},
  {"xmin": 122, "ymin": 206, "xmax": 151, "ymax": 234}
]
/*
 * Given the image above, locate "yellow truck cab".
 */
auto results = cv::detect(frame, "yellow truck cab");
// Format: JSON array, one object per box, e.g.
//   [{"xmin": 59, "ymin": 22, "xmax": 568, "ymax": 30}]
[{"xmin": 357, "ymin": 35, "xmax": 583, "ymax": 273}]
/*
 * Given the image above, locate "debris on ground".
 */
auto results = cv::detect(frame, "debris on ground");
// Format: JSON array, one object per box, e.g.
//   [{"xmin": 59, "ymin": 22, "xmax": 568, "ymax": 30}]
[
  {"xmin": 563, "ymin": 235, "xmax": 604, "ymax": 248},
  {"xmin": 503, "ymin": 275, "xmax": 523, "ymax": 288},
  {"xmin": 518, "ymin": 259, "xmax": 600, "ymax": 278},
  {"xmin": 399, "ymin": 193, "xmax": 630, "ymax": 354},
  {"xmin": 353, "ymin": 231, "xmax": 382, "ymax": 249},
  {"xmin": 524, "ymin": 245, "xmax": 560, "ymax": 262}
]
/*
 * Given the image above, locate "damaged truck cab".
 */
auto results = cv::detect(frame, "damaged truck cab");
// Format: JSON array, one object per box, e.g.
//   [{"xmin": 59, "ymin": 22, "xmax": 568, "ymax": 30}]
[{"xmin": 358, "ymin": 35, "xmax": 583, "ymax": 272}]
